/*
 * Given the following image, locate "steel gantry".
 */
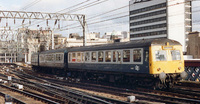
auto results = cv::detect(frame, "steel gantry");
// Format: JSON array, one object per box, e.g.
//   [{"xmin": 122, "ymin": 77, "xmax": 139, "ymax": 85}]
[{"xmin": 0, "ymin": 10, "xmax": 87, "ymax": 46}]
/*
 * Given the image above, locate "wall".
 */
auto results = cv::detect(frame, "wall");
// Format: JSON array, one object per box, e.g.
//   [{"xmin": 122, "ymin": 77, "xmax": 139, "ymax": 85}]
[{"xmin": 187, "ymin": 32, "xmax": 200, "ymax": 58}]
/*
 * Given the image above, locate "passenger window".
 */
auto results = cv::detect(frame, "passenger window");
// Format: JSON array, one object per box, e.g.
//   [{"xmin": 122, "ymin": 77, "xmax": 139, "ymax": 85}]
[
  {"xmin": 123, "ymin": 50, "xmax": 130, "ymax": 62},
  {"xmin": 113, "ymin": 51, "xmax": 116, "ymax": 62},
  {"xmin": 133, "ymin": 49, "xmax": 142, "ymax": 62},
  {"xmin": 171, "ymin": 50, "xmax": 181, "ymax": 60},
  {"xmin": 105, "ymin": 51, "xmax": 111, "ymax": 62},
  {"xmin": 117, "ymin": 51, "xmax": 121, "ymax": 62},
  {"xmin": 40, "ymin": 55, "xmax": 45, "ymax": 62},
  {"xmin": 155, "ymin": 50, "xmax": 167, "ymax": 61},
  {"xmin": 77, "ymin": 53, "xmax": 81, "ymax": 62},
  {"xmin": 46, "ymin": 54, "xmax": 53, "ymax": 61},
  {"xmin": 56, "ymin": 54, "xmax": 61, "ymax": 61},
  {"xmin": 72, "ymin": 53, "xmax": 76, "ymax": 62},
  {"xmin": 81, "ymin": 53, "xmax": 84, "ymax": 61},
  {"xmin": 92, "ymin": 52, "xmax": 97, "ymax": 62},
  {"xmin": 98, "ymin": 51, "xmax": 104, "ymax": 62},
  {"xmin": 85, "ymin": 52, "xmax": 90, "ymax": 62}
]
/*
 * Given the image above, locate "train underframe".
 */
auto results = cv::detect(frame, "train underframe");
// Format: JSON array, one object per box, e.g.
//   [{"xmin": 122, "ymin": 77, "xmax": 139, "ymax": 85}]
[
  {"xmin": 68, "ymin": 70, "xmax": 181, "ymax": 89},
  {"xmin": 32, "ymin": 66, "xmax": 181, "ymax": 89}
]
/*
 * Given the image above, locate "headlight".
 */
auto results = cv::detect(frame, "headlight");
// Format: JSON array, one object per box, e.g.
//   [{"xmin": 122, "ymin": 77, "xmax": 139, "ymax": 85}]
[
  {"xmin": 159, "ymin": 72, "xmax": 166, "ymax": 82},
  {"xmin": 180, "ymin": 71, "xmax": 188, "ymax": 80}
]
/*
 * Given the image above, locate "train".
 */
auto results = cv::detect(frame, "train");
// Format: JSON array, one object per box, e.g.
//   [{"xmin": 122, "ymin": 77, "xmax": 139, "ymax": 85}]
[{"xmin": 31, "ymin": 38, "xmax": 187, "ymax": 89}]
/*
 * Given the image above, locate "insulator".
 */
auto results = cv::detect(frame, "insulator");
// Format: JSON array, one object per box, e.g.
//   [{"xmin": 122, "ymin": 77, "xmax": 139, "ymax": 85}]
[
  {"xmin": 58, "ymin": 20, "xmax": 60, "ymax": 29},
  {"xmin": 6, "ymin": 18, "xmax": 8, "ymax": 27},
  {"xmin": 46, "ymin": 19, "xmax": 48, "ymax": 26},
  {"xmin": 54, "ymin": 19, "xmax": 57, "ymax": 25},
  {"xmin": 22, "ymin": 19, "xmax": 25, "ymax": 24}
]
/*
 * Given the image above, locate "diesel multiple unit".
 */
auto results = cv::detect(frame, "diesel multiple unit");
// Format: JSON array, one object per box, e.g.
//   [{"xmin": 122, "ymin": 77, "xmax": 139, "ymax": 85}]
[{"xmin": 31, "ymin": 39, "xmax": 187, "ymax": 89}]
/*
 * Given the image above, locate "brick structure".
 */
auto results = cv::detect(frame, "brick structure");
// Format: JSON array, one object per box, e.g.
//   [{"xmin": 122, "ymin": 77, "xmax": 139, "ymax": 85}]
[{"xmin": 187, "ymin": 32, "xmax": 200, "ymax": 59}]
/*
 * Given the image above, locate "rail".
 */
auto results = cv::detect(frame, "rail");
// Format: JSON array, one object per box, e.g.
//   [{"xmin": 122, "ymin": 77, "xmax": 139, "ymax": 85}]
[
  {"xmin": 0, "ymin": 84, "xmax": 59, "ymax": 104},
  {"xmin": 0, "ymin": 91, "xmax": 26, "ymax": 104}
]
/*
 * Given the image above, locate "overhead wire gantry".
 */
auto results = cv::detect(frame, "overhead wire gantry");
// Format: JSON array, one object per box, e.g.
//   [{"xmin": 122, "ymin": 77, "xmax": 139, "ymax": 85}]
[{"xmin": 0, "ymin": 10, "xmax": 87, "ymax": 46}]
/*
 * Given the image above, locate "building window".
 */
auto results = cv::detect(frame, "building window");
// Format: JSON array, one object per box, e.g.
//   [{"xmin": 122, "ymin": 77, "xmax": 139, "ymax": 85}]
[
  {"xmin": 130, "ymin": 30, "xmax": 167, "ymax": 38},
  {"xmin": 130, "ymin": 10, "xmax": 166, "ymax": 20},
  {"xmin": 185, "ymin": 1, "xmax": 191, "ymax": 6},
  {"xmin": 130, "ymin": 23, "xmax": 166, "ymax": 32},
  {"xmin": 123, "ymin": 50, "xmax": 130, "ymax": 62},
  {"xmin": 185, "ymin": 27, "xmax": 192, "ymax": 32},
  {"xmin": 133, "ymin": 49, "xmax": 142, "ymax": 62},
  {"xmin": 105, "ymin": 51, "xmax": 111, "ymax": 62},
  {"xmin": 130, "ymin": 17, "xmax": 166, "ymax": 26},
  {"xmin": 185, "ymin": 20, "xmax": 192, "ymax": 26},
  {"xmin": 130, "ymin": 3, "xmax": 166, "ymax": 15},
  {"xmin": 92, "ymin": 52, "xmax": 97, "ymax": 62},
  {"xmin": 185, "ymin": 13, "xmax": 191, "ymax": 19},
  {"xmin": 185, "ymin": 7, "xmax": 191, "ymax": 13},
  {"xmin": 98, "ymin": 51, "xmax": 104, "ymax": 62}
]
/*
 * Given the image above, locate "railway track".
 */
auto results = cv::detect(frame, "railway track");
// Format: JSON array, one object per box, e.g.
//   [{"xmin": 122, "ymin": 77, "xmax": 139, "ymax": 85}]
[
  {"xmin": 0, "ymin": 71, "xmax": 130, "ymax": 104},
  {"xmin": 2, "ymin": 64, "xmax": 200, "ymax": 103},
  {"xmin": 0, "ymin": 91, "xmax": 26, "ymax": 104},
  {"xmin": 0, "ymin": 83, "xmax": 59, "ymax": 104},
  {"xmin": 13, "ymin": 70, "xmax": 200, "ymax": 104}
]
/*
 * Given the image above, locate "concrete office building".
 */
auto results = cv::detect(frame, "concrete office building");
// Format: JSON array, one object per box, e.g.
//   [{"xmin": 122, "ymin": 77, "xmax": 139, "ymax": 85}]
[{"xmin": 129, "ymin": 0, "xmax": 192, "ymax": 51}]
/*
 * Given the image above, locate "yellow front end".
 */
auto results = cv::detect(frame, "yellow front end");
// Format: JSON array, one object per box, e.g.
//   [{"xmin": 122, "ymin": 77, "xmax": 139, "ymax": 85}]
[{"xmin": 149, "ymin": 44, "xmax": 184, "ymax": 74}]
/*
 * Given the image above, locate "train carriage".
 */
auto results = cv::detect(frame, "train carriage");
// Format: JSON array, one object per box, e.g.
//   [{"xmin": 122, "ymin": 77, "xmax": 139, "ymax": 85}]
[
  {"xmin": 31, "ymin": 53, "xmax": 39, "ymax": 67},
  {"xmin": 37, "ymin": 48, "xmax": 68, "ymax": 74},
  {"xmin": 68, "ymin": 41, "xmax": 148, "ymax": 73},
  {"xmin": 67, "ymin": 39, "xmax": 186, "ymax": 88}
]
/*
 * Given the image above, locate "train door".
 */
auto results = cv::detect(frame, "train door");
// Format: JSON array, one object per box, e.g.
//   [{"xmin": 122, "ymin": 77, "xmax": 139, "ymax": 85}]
[
  {"xmin": 144, "ymin": 48, "xmax": 149, "ymax": 73},
  {"xmin": 64, "ymin": 50, "xmax": 68, "ymax": 69}
]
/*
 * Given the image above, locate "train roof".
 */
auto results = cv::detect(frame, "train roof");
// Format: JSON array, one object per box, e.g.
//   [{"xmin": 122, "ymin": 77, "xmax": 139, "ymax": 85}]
[
  {"xmin": 40, "ymin": 48, "xmax": 67, "ymax": 54},
  {"xmin": 32, "ymin": 52, "xmax": 39, "ymax": 55},
  {"xmin": 68, "ymin": 39, "xmax": 181, "ymax": 52}
]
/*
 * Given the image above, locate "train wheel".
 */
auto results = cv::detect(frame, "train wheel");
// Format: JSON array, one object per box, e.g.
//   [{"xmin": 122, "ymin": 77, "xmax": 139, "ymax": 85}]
[
  {"xmin": 168, "ymin": 82, "xmax": 174, "ymax": 89},
  {"xmin": 154, "ymin": 81, "xmax": 164, "ymax": 90}
]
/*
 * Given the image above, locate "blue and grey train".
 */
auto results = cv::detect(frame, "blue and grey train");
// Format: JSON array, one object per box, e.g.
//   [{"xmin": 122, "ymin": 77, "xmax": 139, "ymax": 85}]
[{"xmin": 31, "ymin": 39, "xmax": 187, "ymax": 89}]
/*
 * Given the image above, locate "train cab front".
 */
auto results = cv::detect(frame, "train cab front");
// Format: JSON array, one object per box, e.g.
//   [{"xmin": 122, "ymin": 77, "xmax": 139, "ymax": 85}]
[{"xmin": 149, "ymin": 41, "xmax": 186, "ymax": 89}]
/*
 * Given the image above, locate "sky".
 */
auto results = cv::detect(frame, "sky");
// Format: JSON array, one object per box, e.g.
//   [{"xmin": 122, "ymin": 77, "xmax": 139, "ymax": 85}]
[{"xmin": 0, "ymin": 0, "xmax": 199, "ymax": 38}]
